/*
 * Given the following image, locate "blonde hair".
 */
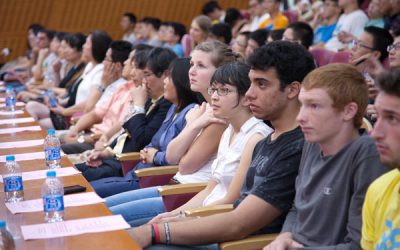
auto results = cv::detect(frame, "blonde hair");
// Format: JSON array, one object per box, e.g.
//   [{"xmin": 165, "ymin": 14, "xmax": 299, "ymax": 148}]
[
  {"xmin": 193, "ymin": 40, "xmax": 243, "ymax": 68},
  {"xmin": 302, "ymin": 63, "xmax": 368, "ymax": 128},
  {"xmin": 192, "ymin": 15, "xmax": 212, "ymax": 46}
]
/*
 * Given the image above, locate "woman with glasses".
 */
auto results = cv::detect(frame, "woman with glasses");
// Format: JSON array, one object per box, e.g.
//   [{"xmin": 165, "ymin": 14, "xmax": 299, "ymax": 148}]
[{"xmin": 106, "ymin": 62, "xmax": 272, "ymax": 227}]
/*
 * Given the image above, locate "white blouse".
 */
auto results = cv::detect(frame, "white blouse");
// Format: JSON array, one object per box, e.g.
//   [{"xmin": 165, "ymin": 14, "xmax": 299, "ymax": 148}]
[
  {"xmin": 75, "ymin": 63, "xmax": 104, "ymax": 104},
  {"xmin": 202, "ymin": 117, "xmax": 273, "ymax": 206}
]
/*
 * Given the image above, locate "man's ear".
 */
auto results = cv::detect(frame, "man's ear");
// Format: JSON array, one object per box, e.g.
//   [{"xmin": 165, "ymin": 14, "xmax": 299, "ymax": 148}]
[
  {"xmin": 342, "ymin": 102, "xmax": 358, "ymax": 122},
  {"xmin": 286, "ymin": 81, "xmax": 301, "ymax": 100},
  {"xmin": 372, "ymin": 51, "xmax": 381, "ymax": 61}
]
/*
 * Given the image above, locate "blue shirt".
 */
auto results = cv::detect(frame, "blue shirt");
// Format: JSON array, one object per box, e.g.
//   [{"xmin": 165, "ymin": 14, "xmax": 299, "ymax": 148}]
[
  {"xmin": 163, "ymin": 43, "xmax": 184, "ymax": 57},
  {"xmin": 314, "ymin": 23, "xmax": 337, "ymax": 44},
  {"xmin": 135, "ymin": 103, "xmax": 196, "ymax": 168}
]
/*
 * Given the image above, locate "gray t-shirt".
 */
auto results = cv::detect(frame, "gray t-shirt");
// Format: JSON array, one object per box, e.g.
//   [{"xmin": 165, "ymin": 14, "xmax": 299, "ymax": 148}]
[{"xmin": 282, "ymin": 134, "xmax": 388, "ymax": 249}]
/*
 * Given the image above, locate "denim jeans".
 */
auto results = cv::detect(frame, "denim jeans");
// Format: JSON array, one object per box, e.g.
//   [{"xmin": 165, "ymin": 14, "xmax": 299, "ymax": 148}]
[{"xmin": 106, "ymin": 186, "xmax": 165, "ymax": 227}]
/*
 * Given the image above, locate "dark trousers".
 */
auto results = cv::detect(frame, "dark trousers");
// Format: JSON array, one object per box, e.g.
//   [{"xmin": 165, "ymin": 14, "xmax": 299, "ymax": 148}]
[
  {"xmin": 62, "ymin": 142, "xmax": 94, "ymax": 154},
  {"xmin": 90, "ymin": 171, "xmax": 140, "ymax": 198},
  {"xmin": 75, "ymin": 158, "xmax": 122, "ymax": 182}
]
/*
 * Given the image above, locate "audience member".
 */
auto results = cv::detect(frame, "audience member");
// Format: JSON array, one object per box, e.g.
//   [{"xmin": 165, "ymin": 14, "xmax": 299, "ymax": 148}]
[
  {"xmin": 311, "ymin": 0, "xmax": 341, "ymax": 46},
  {"xmin": 162, "ymin": 22, "xmax": 186, "ymax": 57},
  {"xmin": 248, "ymin": 0, "xmax": 270, "ymax": 31},
  {"xmin": 282, "ymin": 22, "xmax": 314, "ymax": 49},
  {"xmin": 258, "ymin": 0, "xmax": 289, "ymax": 30},
  {"xmin": 361, "ymin": 69, "xmax": 400, "ymax": 250},
  {"xmin": 121, "ymin": 12, "xmax": 137, "ymax": 46},
  {"xmin": 202, "ymin": 0, "xmax": 225, "ymax": 23},
  {"xmin": 245, "ymin": 29, "xmax": 268, "ymax": 59},
  {"xmin": 232, "ymin": 31, "xmax": 250, "ymax": 57},
  {"xmin": 224, "ymin": 8, "xmax": 248, "ymax": 38},
  {"xmin": 209, "ymin": 23, "xmax": 232, "ymax": 44},
  {"xmin": 365, "ymin": 0, "xmax": 385, "ymax": 28},
  {"xmin": 265, "ymin": 63, "xmax": 387, "ymax": 250},
  {"xmin": 140, "ymin": 17, "xmax": 162, "ymax": 47}
]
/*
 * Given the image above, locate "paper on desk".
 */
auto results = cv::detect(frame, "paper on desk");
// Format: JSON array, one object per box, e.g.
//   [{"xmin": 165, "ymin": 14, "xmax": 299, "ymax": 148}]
[
  {"xmin": 6, "ymin": 192, "xmax": 105, "ymax": 214},
  {"xmin": 0, "ymin": 117, "xmax": 34, "ymax": 125},
  {"xmin": 0, "ymin": 167, "xmax": 80, "ymax": 183},
  {"xmin": 0, "ymin": 110, "xmax": 24, "ymax": 116},
  {"xmin": 0, "ymin": 139, "xmax": 44, "ymax": 149},
  {"xmin": 21, "ymin": 215, "xmax": 130, "ymax": 240},
  {"xmin": 0, "ymin": 125, "xmax": 41, "ymax": 134},
  {"xmin": 0, "ymin": 102, "xmax": 25, "ymax": 108},
  {"xmin": 0, "ymin": 151, "xmax": 65, "ymax": 163},
  {"xmin": 0, "ymin": 97, "xmax": 4, "ymax": 102}
]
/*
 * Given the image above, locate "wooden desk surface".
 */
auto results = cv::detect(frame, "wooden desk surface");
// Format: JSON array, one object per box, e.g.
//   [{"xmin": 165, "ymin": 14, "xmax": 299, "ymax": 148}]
[{"xmin": 0, "ymin": 109, "xmax": 141, "ymax": 249}]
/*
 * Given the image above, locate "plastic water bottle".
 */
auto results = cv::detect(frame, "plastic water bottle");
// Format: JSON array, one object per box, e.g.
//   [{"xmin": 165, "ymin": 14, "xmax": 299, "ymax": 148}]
[
  {"xmin": 3, "ymin": 155, "xmax": 24, "ymax": 203},
  {"xmin": 0, "ymin": 220, "xmax": 15, "ymax": 250},
  {"xmin": 5, "ymin": 86, "xmax": 16, "ymax": 112},
  {"xmin": 42, "ymin": 171, "xmax": 64, "ymax": 223},
  {"xmin": 44, "ymin": 129, "xmax": 61, "ymax": 169},
  {"xmin": 47, "ymin": 89, "xmax": 58, "ymax": 107}
]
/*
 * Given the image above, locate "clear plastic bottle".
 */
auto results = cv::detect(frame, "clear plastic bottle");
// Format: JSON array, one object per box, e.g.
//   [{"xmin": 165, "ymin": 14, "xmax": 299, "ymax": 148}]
[
  {"xmin": 41, "ymin": 171, "xmax": 64, "ymax": 223},
  {"xmin": 3, "ymin": 155, "xmax": 24, "ymax": 203},
  {"xmin": 0, "ymin": 220, "xmax": 15, "ymax": 250},
  {"xmin": 5, "ymin": 86, "xmax": 16, "ymax": 112},
  {"xmin": 47, "ymin": 89, "xmax": 58, "ymax": 108},
  {"xmin": 44, "ymin": 129, "xmax": 61, "ymax": 169}
]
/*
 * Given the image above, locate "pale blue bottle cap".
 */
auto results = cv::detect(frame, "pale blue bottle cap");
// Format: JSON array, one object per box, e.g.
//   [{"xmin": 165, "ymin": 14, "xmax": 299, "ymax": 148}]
[
  {"xmin": 47, "ymin": 129, "xmax": 55, "ymax": 135},
  {"xmin": 5, "ymin": 155, "xmax": 15, "ymax": 161},
  {"xmin": 0, "ymin": 220, "xmax": 6, "ymax": 228}
]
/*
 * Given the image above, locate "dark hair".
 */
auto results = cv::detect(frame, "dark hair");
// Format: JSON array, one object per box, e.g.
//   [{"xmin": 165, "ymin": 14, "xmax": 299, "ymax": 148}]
[
  {"xmin": 210, "ymin": 23, "xmax": 232, "ymax": 44},
  {"xmin": 202, "ymin": 0, "xmax": 222, "ymax": 15},
  {"xmin": 54, "ymin": 32, "xmax": 67, "ymax": 41},
  {"xmin": 168, "ymin": 22, "xmax": 187, "ymax": 42},
  {"xmin": 376, "ymin": 68, "xmax": 400, "ymax": 98},
  {"xmin": 287, "ymin": 22, "xmax": 314, "ymax": 49},
  {"xmin": 364, "ymin": 26, "xmax": 394, "ymax": 62},
  {"xmin": 248, "ymin": 41, "xmax": 316, "ymax": 90},
  {"xmin": 224, "ymin": 8, "xmax": 242, "ymax": 28},
  {"xmin": 249, "ymin": 29, "xmax": 269, "ymax": 47},
  {"xmin": 65, "ymin": 33, "xmax": 86, "ymax": 52},
  {"xmin": 123, "ymin": 12, "xmax": 137, "ymax": 24},
  {"xmin": 147, "ymin": 47, "xmax": 178, "ymax": 77},
  {"xmin": 133, "ymin": 45, "xmax": 153, "ymax": 69},
  {"xmin": 393, "ymin": 28, "xmax": 400, "ymax": 37},
  {"xmin": 269, "ymin": 29, "xmax": 285, "ymax": 41},
  {"xmin": 357, "ymin": 0, "xmax": 364, "ymax": 7},
  {"xmin": 141, "ymin": 17, "xmax": 161, "ymax": 30},
  {"xmin": 90, "ymin": 30, "xmax": 112, "ymax": 63},
  {"xmin": 28, "ymin": 23, "xmax": 44, "ymax": 35},
  {"xmin": 38, "ymin": 29, "xmax": 55, "ymax": 41},
  {"xmin": 109, "ymin": 40, "xmax": 132, "ymax": 64},
  {"xmin": 169, "ymin": 58, "xmax": 200, "ymax": 111},
  {"xmin": 211, "ymin": 62, "xmax": 251, "ymax": 98}
]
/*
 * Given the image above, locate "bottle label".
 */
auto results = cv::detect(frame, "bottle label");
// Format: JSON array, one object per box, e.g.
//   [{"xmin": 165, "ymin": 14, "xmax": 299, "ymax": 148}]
[
  {"xmin": 43, "ymin": 195, "xmax": 64, "ymax": 212},
  {"xmin": 4, "ymin": 176, "xmax": 23, "ymax": 192},
  {"xmin": 45, "ymin": 148, "xmax": 61, "ymax": 161},
  {"xmin": 5, "ymin": 96, "xmax": 15, "ymax": 107}
]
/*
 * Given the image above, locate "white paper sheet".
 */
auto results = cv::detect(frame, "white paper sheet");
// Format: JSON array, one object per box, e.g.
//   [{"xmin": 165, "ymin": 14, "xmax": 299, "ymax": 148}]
[
  {"xmin": 0, "ymin": 167, "xmax": 80, "ymax": 183},
  {"xmin": 0, "ymin": 102, "xmax": 25, "ymax": 108},
  {"xmin": 0, "ymin": 126, "xmax": 41, "ymax": 134},
  {"xmin": 0, "ymin": 97, "xmax": 5, "ymax": 102},
  {"xmin": 0, "ymin": 139, "xmax": 44, "ymax": 149},
  {"xmin": 6, "ymin": 192, "xmax": 105, "ymax": 214},
  {"xmin": 0, "ymin": 117, "xmax": 34, "ymax": 125},
  {"xmin": 21, "ymin": 215, "xmax": 130, "ymax": 240},
  {"xmin": 0, "ymin": 151, "xmax": 65, "ymax": 163},
  {"xmin": 0, "ymin": 110, "xmax": 24, "ymax": 116}
]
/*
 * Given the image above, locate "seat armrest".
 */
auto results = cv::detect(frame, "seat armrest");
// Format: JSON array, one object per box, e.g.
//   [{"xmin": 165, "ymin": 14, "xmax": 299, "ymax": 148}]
[
  {"xmin": 158, "ymin": 183, "xmax": 207, "ymax": 196},
  {"xmin": 135, "ymin": 166, "xmax": 179, "ymax": 177},
  {"xmin": 184, "ymin": 204, "xmax": 234, "ymax": 217},
  {"xmin": 115, "ymin": 152, "xmax": 141, "ymax": 161},
  {"xmin": 219, "ymin": 234, "xmax": 278, "ymax": 250}
]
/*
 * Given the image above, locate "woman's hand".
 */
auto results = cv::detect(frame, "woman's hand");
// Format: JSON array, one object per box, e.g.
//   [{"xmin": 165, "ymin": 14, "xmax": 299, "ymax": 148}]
[{"xmin": 140, "ymin": 147, "xmax": 158, "ymax": 164}]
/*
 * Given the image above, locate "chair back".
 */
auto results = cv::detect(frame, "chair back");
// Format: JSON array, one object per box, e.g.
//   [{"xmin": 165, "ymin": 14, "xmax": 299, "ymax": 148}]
[
  {"xmin": 310, "ymin": 48, "xmax": 335, "ymax": 67},
  {"xmin": 330, "ymin": 51, "xmax": 350, "ymax": 64}
]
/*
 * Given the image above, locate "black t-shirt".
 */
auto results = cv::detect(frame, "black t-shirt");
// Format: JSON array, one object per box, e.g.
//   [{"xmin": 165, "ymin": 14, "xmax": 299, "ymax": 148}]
[{"xmin": 234, "ymin": 126, "xmax": 304, "ymax": 234}]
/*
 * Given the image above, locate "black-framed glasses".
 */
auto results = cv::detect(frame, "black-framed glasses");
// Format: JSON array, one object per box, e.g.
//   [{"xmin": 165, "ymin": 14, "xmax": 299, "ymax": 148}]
[
  {"xmin": 207, "ymin": 87, "xmax": 237, "ymax": 96},
  {"xmin": 352, "ymin": 40, "xmax": 374, "ymax": 50},
  {"xmin": 387, "ymin": 43, "xmax": 400, "ymax": 52}
]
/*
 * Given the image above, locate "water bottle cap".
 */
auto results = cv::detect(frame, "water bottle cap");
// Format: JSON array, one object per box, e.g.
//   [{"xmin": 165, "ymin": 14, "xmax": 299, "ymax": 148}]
[
  {"xmin": 0, "ymin": 220, "xmax": 5, "ymax": 228},
  {"xmin": 6, "ymin": 86, "xmax": 13, "ymax": 90},
  {"xmin": 47, "ymin": 129, "xmax": 56, "ymax": 135},
  {"xmin": 5, "ymin": 155, "xmax": 15, "ymax": 161},
  {"xmin": 46, "ymin": 171, "xmax": 56, "ymax": 177}
]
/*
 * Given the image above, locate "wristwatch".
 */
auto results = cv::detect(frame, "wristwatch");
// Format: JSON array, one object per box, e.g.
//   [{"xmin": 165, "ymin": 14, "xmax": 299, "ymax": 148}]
[{"xmin": 77, "ymin": 134, "xmax": 85, "ymax": 144}]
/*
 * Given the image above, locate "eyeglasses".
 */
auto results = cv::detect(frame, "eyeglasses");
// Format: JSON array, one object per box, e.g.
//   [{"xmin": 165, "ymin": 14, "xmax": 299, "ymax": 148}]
[
  {"xmin": 352, "ymin": 40, "xmax": 374, "ymax": 50},
  {"xmin": 207, "ymin": 87, "xmax": 237, "ymax": 96},
  {"xmin": 387, "ymin": 43, "xmax": 400, "ymax": 52}
]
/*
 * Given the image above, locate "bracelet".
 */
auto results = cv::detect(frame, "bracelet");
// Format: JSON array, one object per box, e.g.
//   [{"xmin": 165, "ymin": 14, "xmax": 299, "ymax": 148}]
[
  {"xmin": 151, "ymin": 224, "xmax": 156, "ymax": 244},
  {"xmin": 152, "ymin": 223, "xmax": 160, "ymax": 244},
  {"xmin": 164, "ymin": 223, "xmax": 171, "ymax": 245}
]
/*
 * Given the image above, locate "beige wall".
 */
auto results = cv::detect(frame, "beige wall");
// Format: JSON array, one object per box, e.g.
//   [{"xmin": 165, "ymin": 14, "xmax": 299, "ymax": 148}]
[{"xmin": 0, "ymin": 0, "xmax": 248, "ymax": 62}]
